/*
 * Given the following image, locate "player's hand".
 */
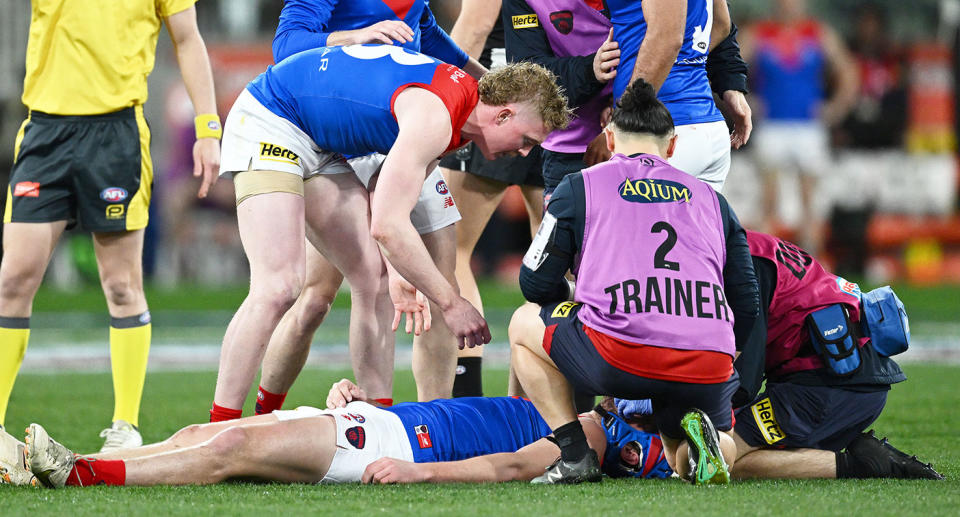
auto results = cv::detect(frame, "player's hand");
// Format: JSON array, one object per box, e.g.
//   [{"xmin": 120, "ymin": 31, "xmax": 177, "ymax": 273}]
[
  {"xmin": 593, "ymin": 29, "xmax": 620, "ymax": 83},
  {"xmin": 362, "ymin": 457, "xmax": 428, "ymax": 484},
  {"xmin": 193, "ymin": 137, "xmax": 221, "ymax": 198},
  {"xmin": 389, "ymin": 276, "xmax": 432, "ymax": 336},
  {"xmin": 441, "ymin": 297, "xmax": 490, "ymax": 349},
  {"xmin": 352, "ymin": 20, "xmax": 415, "ymax": 45},
  {"xmin": 583, "ymin": 132, "xmax": 612, "ymax": 167},
  {"xmin": 718, "ymin": 90, "xmax": 752, "ymax": 149},
  {"xmin": 614, "ymin": 398, "xmax": 653, "ymax": 419},
  {"xmin": 326, "ymin": 378, "xmax": 367, "ymax": 409}
]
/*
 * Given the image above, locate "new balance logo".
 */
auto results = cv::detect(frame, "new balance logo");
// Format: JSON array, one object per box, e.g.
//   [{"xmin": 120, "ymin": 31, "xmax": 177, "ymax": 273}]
[{"xmin": 442, "ymin": 196, "xmax": 455, "ymax": 208}]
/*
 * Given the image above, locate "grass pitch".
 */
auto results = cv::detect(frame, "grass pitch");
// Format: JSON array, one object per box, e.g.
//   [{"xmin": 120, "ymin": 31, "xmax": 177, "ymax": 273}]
[{"xmin": 2, "ymin": 364, "xmax": 958, "ymax": 516}]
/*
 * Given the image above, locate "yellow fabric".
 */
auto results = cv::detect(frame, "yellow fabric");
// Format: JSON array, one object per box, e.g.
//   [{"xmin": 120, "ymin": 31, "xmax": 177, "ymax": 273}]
[
  {"xmin": 126, "ymin": 105, "xmax": 153, "ymax": 230},
  {"xmin": 110, "ymin": 323, "xmax": 151, "ymax": 426},
  {"xmin": 4, "ymin": 116, "xmax": 31, "ymax": 223},
  {"xmin": 22, "ymin": 0, "xmax": 197, "ymax": 115},
  {"xmin": 194, "ymin": 113, "xmax": 222, "ymax": 139},
  {"xmin": 234, "ymin": 170, "xmax": 305, "ymax": 205},
  {"xmin": 0, "ymin": 328, "xmax": 29, "ymax": 427}
]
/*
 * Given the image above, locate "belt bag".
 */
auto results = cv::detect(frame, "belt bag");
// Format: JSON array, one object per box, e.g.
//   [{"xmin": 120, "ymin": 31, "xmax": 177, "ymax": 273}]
[
  {"xmin": 861, "ymin": 286, "xmax": 910, "ymax": 357},
  {"xmin": 807, "ymin": 304, "xmax": 862, "ymax": 377}
]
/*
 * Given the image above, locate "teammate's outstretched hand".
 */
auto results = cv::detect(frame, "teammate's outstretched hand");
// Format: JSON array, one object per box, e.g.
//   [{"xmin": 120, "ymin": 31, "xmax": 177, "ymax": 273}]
[
  {"xmin": 193, "ymin": 137, "xmax": 220, "ymax": 198},
  {"xmin": 718, "ymin": 90, "xmax": 752, "ymax": 149},
  {"xmin": 593, "ymin": 29, "xmax": 620, "ymax": 83},
  {"xmin": 326, "ymin": 378, "xmax": 367, "ymax": 409},
  {"xmin": 362, "ymin": 457, "xmax": 427, "ymax": 484},
  {"xmin": 442, "ymin": 297, "xmax": 491, "ymax": 349},
  {"xmin": 352, "ymin": 20, "xmax": 414, "ymax": 45},
  {"xmin": 389, "ymin": 276, "xmax": 432, "ymax": 336}
]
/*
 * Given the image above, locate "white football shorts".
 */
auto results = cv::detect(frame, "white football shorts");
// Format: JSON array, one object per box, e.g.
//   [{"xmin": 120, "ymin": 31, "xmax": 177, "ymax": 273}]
[
  {"xmin": 669, "ymin": 120, "xmax": 732, "ymax": 192},
  {"xmin": 751, "ymin": 120, "xmax": 830, "ymax": 177},
  {"xmin": 274, "ymin": 401, "xmax": 415, "ymax": 484}
]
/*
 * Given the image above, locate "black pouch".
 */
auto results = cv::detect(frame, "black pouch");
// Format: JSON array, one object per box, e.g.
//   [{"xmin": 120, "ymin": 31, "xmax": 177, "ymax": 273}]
[{"xmin": 806, "ymin": 304, "xmax": 862, "ymax": 377}]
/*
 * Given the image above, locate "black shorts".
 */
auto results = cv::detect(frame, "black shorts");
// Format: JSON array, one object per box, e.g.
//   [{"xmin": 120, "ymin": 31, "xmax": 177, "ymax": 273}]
[
  {"xmin": 539, "ymin": 301, "xmax": 739, "ymax": 439},
  {"xmin": 438, "ymin": 142, "xmax": 544, "ymax": 187},
  {"xmin": 734, "ymin": 382, "xmax": 888, "ymax": 451},
  {"xmin": 541, "ymin": 149, "xmax": 586, "ymax": 194},
  {"xmin": 5, "ymin": 107, "xmax": 153, "ymax": 232}
]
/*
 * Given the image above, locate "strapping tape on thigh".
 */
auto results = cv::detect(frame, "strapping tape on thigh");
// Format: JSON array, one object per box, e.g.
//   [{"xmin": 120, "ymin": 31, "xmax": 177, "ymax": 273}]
[{"xmin": 806, "ymin": 304, "xmax": 862, "ymax": 377}]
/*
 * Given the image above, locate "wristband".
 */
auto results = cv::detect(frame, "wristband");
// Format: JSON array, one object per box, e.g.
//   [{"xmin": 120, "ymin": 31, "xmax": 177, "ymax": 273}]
[{"xmin": 195, "ymin": 114, "xmax": 222, "ymax": 139}]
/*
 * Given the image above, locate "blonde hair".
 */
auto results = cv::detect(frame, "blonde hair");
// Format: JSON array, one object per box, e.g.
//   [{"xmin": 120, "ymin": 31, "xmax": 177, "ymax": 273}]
[{"xmin": 478, "ymin": 62, "xmax": 571, "ymax": 131}]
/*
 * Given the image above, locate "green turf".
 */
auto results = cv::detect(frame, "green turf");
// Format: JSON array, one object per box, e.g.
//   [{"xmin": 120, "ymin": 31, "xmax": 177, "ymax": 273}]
[{"xmin": 2, "ymin": 364, "xmax": 958, "ymax": 516}]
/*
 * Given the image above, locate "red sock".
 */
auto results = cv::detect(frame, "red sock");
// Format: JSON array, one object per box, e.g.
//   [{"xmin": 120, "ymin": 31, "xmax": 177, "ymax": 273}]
[
  {"xmin": 255, "ymin": 386, "xmax": 287, "ymax": 415},
  {"xmin": 66, "ymin": 457, "xmax": 126, "ymax": 486},
  {"xmin": 372, "ymin": 398, "xmax": 394, "ymax": 407},
  {"xmin": 209, "ymin": 403, "xmax": 242, "ymax": 422}
]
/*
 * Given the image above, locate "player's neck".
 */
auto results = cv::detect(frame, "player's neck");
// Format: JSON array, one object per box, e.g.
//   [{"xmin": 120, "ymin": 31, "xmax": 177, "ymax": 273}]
[{"xmin": 612, "ymin": 139, "xmax": 664, "ymax": 159}]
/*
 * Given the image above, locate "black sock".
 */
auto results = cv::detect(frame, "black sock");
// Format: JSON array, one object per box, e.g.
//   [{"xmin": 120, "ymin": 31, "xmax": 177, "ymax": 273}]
[
  {"xmin": 573, "ymin": 392, "xmax": 596, "ymax": 414},
  {"xmin": 452, "ymin": 357, "xmax": 483, "ymax": 397},
  {"xmin": 554, "ymin": 420, "xmax": 590, "ymax": 462}
]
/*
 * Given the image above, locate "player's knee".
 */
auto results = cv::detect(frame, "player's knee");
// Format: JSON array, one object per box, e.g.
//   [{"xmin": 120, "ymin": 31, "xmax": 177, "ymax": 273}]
[
  {"xmin": 293, "ymin": 287, "xmax": 335, "ymax": 329},
  {"xmin": 100, "ymin": 276, "xmax": 142, "ymax": 308},
  {"xmin": 250, "ymin": 274, "xmax": 304, "ymax": 315},
  {"xmin": 0, "ymin": 269, "xmax": 42, "ymax": 302},
  {"xmin": 169, "ymin": 424, "xmax": 206, "ymax": 447},
  {"xmin": 205, "ymin": 426, "xmax": 250, "ymax": 476},
  {"xmin": 508, "ymin": 303, "xmax": 540, "ymax": 347}
]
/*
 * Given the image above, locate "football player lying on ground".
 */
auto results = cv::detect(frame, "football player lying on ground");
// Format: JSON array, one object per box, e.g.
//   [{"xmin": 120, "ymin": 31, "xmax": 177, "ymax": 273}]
[
  {"xmin": 616, "ymin": 230, "xmax": 944, "ymax": 480},
  {"xmin": 0, "ymin": 380, "xmax": 671, "ymax": 488}
]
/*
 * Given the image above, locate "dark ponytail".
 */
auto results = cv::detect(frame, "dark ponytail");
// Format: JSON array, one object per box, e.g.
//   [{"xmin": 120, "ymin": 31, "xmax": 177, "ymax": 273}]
[{"xmin": 610, "ymin": 78, "xmax": 674, "ymax": 137}]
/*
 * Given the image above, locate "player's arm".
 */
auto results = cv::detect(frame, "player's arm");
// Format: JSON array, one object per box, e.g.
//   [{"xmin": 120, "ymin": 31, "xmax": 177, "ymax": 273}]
[
  {"xmin": 503, "ymin": 0, "xmax": 614, "ymax": 108},
  {"xmin": 718, "ymin": 193, "xmax": 760, "ymax": 353},
  {"xmin": 731, "ymin": 256, "xmax": 774, "ymax": 408},
  {"xmin": 518, "ymin": 174, "xmax": 583, "ymax": 305},
  {"xmin": 819, "ymin": 24, "xmax": 859, "ymax": 127},
  {"xmin": 165, "ymin": 5, "xmax": 220, "ymax": 199},
  {"xmin": 418, "ymin": 3, "xmax": 484, "ymax": 77},
  {"xmin": 630, "ymin": 0, "xmax": 686, "ymax": 92},
  {"xmin": 710, "ymin": 0, "xmax": 732, "ymax": 52},
  {"xmin": 707, "ymin": 21, "xmax": 752, "ymax": 148},
  {"xmin": 363, "ymin": 415, "xmax": 606, "ymax": 483},
  {"xmin": 449, "ymin": 0, "xmax": 501, "ymax": 60},
  {"xmin": 371, "ymin": 89, "xmax": 490, "ymax": 349}
]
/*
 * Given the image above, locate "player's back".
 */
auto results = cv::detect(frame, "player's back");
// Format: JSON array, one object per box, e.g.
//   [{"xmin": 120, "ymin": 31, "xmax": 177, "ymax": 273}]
[
  {"xmin": 606, "ymin": 0, "xmax": 722, "ymax": 126},
  {"xmin": 387, "ymin": 397, "xmax": 552, "ymax": 463},
  {"xmin": 246, "ymin": 45, "xmax": 477, "ymax": 157}
]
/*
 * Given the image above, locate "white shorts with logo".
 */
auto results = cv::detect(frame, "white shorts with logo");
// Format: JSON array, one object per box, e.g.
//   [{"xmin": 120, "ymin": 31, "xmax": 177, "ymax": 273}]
[
  {"xmin": 751, "ymin": 121, "xmax": 830, "ymax": 177},
  {"xmin": 274, "ymin": 401, "xmax": 414, "ymax": 484},
  {"xmin": 668, "ymin": 120, "xmax": 731, "ymax": 192},
  {"xmin": 349, "ymin": 154, "xmax": 461, "ymax": 235},
  {"xmin": 219, "ymin": 89, "xmax": 353, "ymax": 178}
]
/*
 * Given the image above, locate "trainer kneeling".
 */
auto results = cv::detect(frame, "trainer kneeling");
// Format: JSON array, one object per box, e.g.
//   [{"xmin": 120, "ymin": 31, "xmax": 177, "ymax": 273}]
[{"xmin": 509, "ymin": 79, "xmax": 760, "ymax": 484}]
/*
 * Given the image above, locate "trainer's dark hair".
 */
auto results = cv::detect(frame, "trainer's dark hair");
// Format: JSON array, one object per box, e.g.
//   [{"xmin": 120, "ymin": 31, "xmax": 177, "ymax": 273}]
[{"xmin": 610, "ymin": 79, "xmax": 674, "ymax": 137}]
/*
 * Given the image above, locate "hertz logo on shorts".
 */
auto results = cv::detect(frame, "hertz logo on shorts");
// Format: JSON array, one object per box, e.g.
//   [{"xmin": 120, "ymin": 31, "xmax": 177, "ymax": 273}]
[
  {"xmin": 259, "ymin": 143, "xmax": 300, "ymax": 166},
  {"xmin": 551, "ymin": 302, "xmax": 579, "ymax": 318},
  {"xmin": 751, "ymin": 397, "xmax": 785, "ymax": 445},
  {"xmin": 512, "ymin": 14, "xmax": 539, "ymax": 29}
]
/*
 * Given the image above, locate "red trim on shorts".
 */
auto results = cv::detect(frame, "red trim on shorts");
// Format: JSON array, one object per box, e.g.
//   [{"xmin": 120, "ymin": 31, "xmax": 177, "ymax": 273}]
[
  {"xmin": 389, "ymin": 64, "xmax": 479, "ymax": 153},
  {"xmin": 542, "ymin": 324, "xmax": 559, "ymax": 355},
  {"xmin": 583, "ymin": 324, "xmax": 732, "ymax": 384}
]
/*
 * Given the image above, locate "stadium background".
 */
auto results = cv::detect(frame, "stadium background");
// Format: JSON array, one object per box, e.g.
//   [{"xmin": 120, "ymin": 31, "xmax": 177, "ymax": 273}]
[{"xmin": 0, "ymin": 1, "xmax": 958, "ymax": 512}]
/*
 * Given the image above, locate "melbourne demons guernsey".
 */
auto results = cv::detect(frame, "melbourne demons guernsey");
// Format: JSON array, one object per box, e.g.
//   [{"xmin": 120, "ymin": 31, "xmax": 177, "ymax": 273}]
[
  {"xmin": 575, "ymin": 153, "xmax": 734, "ymax": 356},
  {"xmin": 386, "ymin": 397, "xmax": 552, "ymax": 463},
  {"xmin": 246, "ymin": 45, "xmax": 478, "ymax": 157},
  {"xmin": 605, "ymin": 0, "xmax": 723, "ymax": 126},
  {"xmin": 746, "ymin": 230, "xmax": 865, "ymax": 376},
  {"xmin": 520, "ymin": 0, "xmax": 613, "ymax": 153},
  {"xmin": 751, "ymin": 20, "xmax": 826, "ymax": 121},
  {"xmin": 273, "ymin": 0, "xmax": 467, "ymax": 66}
]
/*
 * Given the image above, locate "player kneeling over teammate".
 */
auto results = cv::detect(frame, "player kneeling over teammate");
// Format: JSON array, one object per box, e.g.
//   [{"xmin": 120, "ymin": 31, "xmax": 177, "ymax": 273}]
[
  {"xmin": 509, "ymin": 79, "xmax": 760, "ymax": 484},
  {"xmin": 0, "ymin": 380, "xmax": 670, "ymax": 488}
]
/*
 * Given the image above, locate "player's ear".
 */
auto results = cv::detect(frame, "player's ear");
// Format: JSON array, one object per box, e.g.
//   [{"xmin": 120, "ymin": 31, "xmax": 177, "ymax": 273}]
[
  {"xmin": 664, "ymin": 134, "xmax": 678, "ymax": 158},
  {"xmin": 496, "ymin": 108, "xmax": 513, "ymax": 125},
  {"xmin": 604, "ymin": 126, "xmax": 616, "ymax": 152}
]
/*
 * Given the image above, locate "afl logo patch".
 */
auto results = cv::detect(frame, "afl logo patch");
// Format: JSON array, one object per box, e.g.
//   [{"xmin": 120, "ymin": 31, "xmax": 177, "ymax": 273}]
[
  {"xmin": 100, "ymin": 187, "xmax": 128, "ymax": 202},
  {"xmin": 345, "ymin": 426, "xmax": 366, "ymax": 449},
  {"xmin": 436, "ymin": 180, "xmax": 449, "ymax": 194}
]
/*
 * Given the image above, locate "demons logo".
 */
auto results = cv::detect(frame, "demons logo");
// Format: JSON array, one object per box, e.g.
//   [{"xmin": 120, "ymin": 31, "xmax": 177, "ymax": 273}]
[
  {"xmin": 549, "ymin": 10, "xmax": 574, "ymax": 35},
  {"xmin": 345, "ymin": 426, "xmax": 366, "ymax": 449}
]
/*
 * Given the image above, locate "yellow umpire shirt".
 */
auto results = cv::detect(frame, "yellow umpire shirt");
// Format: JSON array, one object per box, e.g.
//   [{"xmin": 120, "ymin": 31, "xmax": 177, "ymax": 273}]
[{"xmin": 22, "ymin": 0, "xmax": 197, "ymax": 115}]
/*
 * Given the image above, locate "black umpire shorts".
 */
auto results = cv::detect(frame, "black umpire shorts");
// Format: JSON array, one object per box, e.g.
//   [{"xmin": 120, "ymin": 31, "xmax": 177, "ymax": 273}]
[
  {"xmin": 734, "ymin": 382, "xmax": 888, "ymax": 451},
  {"xmin": 5, "ymin": 107, "xmax": 153, "ymax": 232},
  {"xmin": 438, "ymin": 142, "xmax": 544, "ymax": 187},
  {"xmin": 539, "ymin": 301, "xmax": 739, "ymax": 439}
]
